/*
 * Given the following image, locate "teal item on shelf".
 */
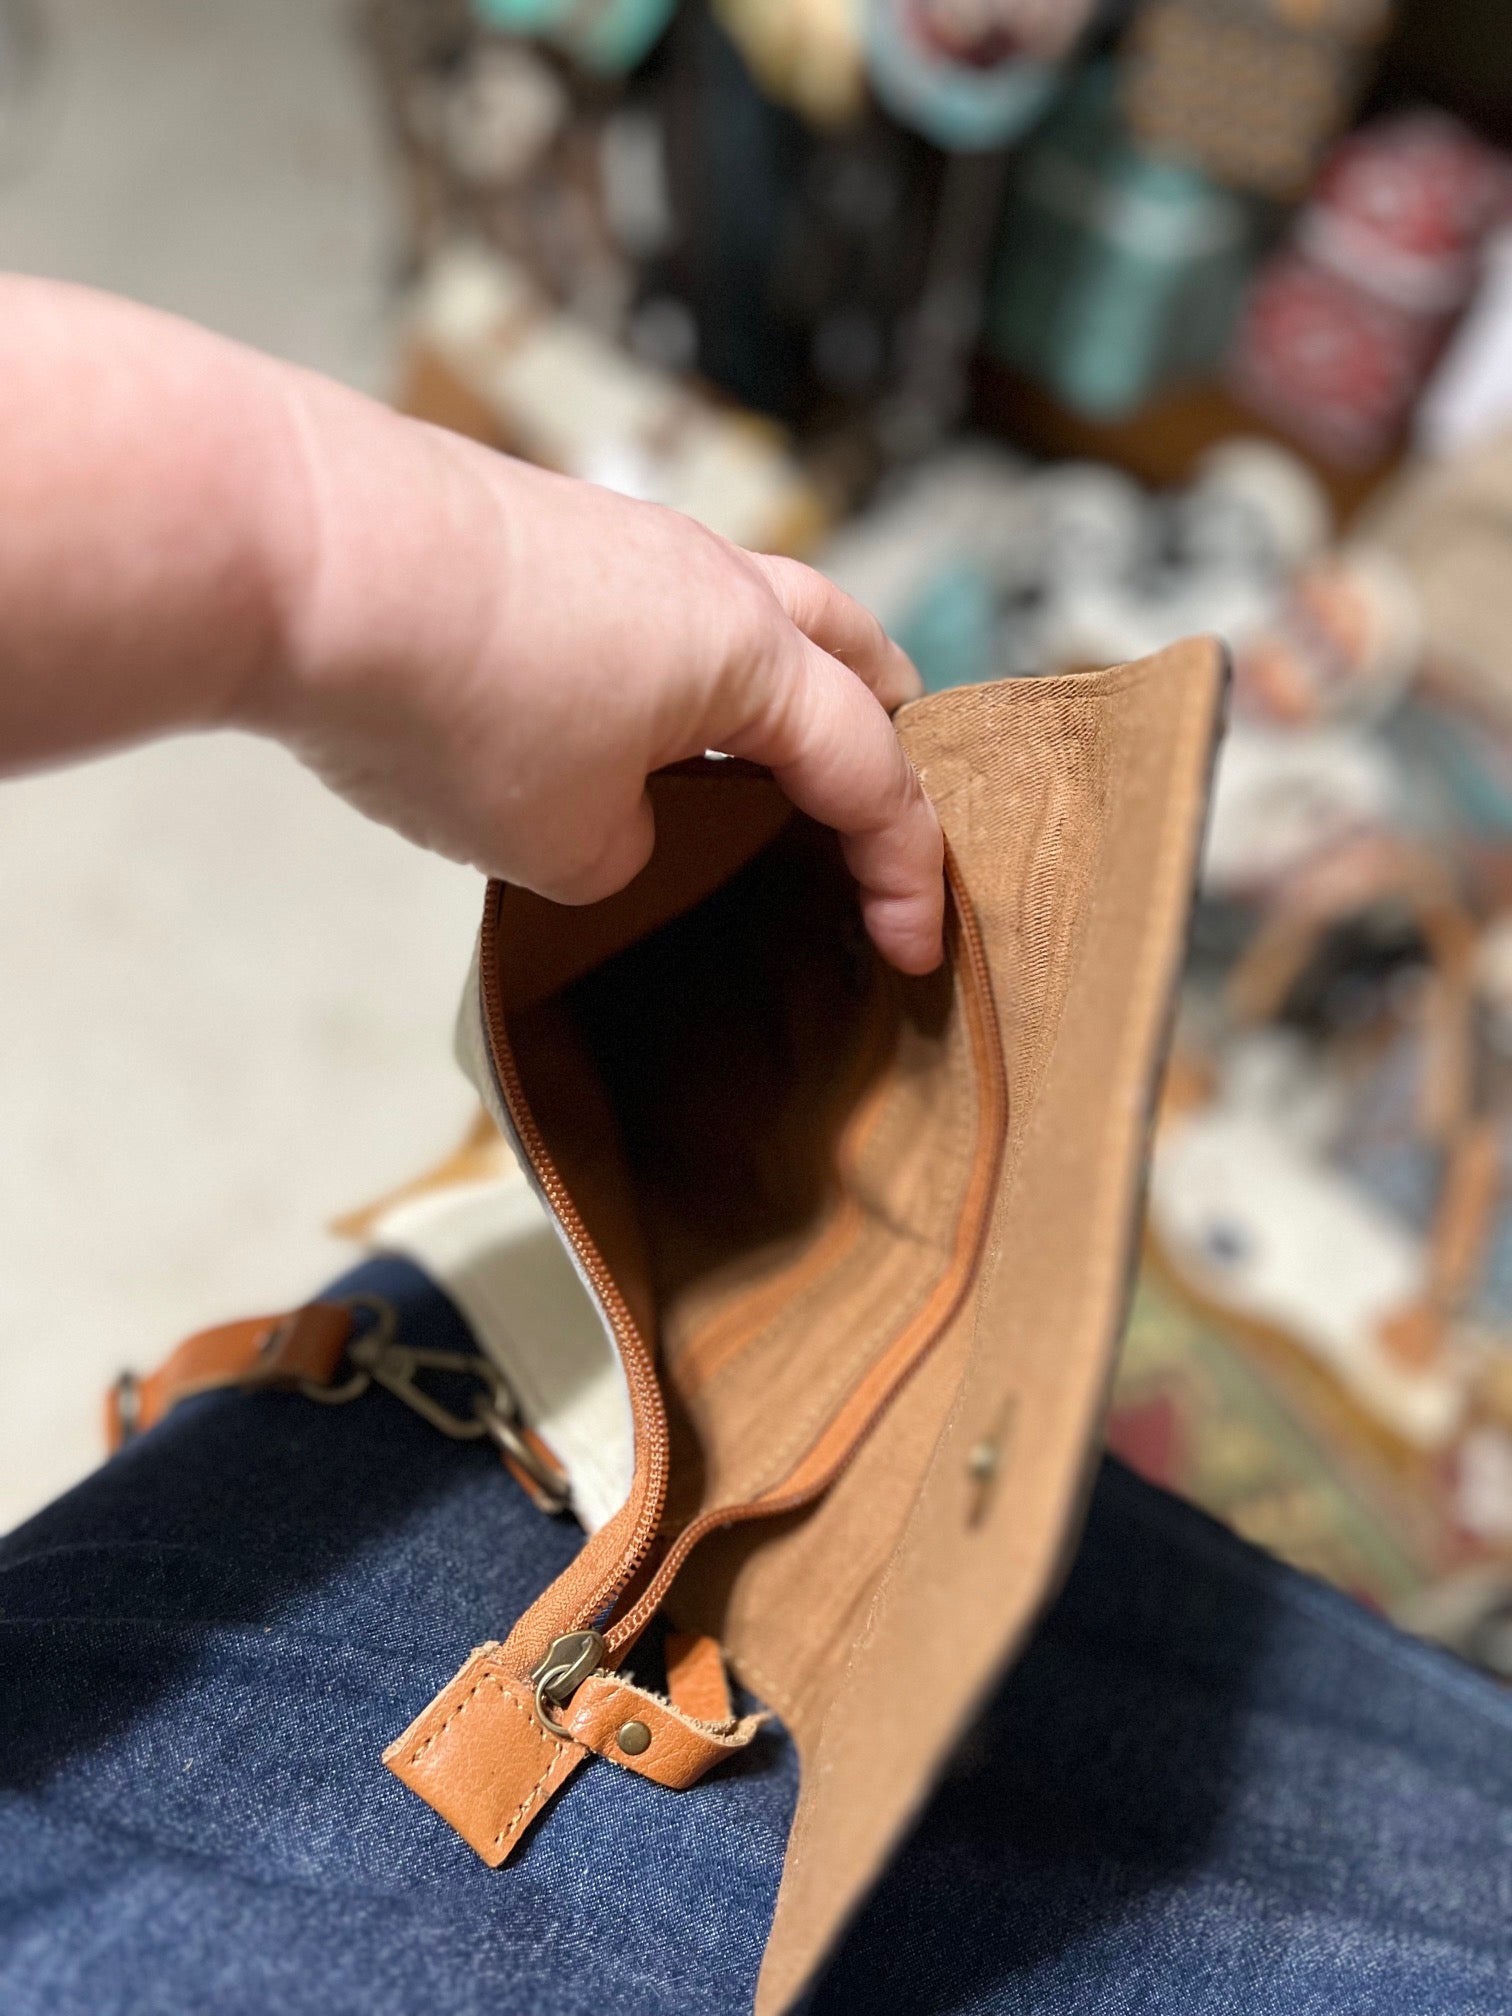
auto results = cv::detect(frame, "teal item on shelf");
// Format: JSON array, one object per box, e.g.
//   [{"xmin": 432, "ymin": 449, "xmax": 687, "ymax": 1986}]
[
  {"xmin": 473, "ymin": 0, "xmax": 564, "ymax": 30},
  {"xmin": 1387, "ymin": 701, "xmax": 1512, "ymax": 842},
  {"xmin": 865, "ymin": 0, "xmax": 1061, "ymax": 152},
  {"xmin": 987, "ymin": 67, "xmax": 1253, "ymax": 418},
  {"xmin": 894, "ymin": 560, "xmax": 1001, "ymax": 694},
  {"xmin": 472, "ymin": 0, "xmax": 675, "ymax": 72},
  {"xmin": 567, "ymin": 0, "xmax": 676, "ymax": 71}
]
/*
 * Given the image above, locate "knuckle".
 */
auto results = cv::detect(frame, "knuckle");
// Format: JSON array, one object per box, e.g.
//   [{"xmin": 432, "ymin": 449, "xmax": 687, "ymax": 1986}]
[
  {"xmin": 720, "ymin": 599, "xmax": 806, "ymax": 725},
  {"xmin": 544, "ymin": 805, "xmax": 655, "ymax": 907},
  {"xmin": 751, "ymin": 637, "xmax": 821, "ymax": 761},
  {"xmin": 545, "ymin": 861, "xmax": 618, "ymax": 907},
  {"xmin": 530, "ymin": 823, "xmax": 621, "ymax": 907}
]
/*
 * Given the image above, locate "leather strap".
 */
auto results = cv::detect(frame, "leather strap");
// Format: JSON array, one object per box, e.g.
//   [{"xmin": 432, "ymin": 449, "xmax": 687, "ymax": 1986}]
[
  {"xmin": 565, "ymin": 1670, "xmax": 765, "ymax": 1788},
  {"xmin": 105, "ymin": 1303, "xmax": 356, "ymax": 1451}
]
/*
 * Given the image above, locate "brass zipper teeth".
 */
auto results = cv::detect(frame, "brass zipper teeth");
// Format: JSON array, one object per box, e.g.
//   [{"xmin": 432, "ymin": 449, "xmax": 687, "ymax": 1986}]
[{"xmin": 479, "ymin": 885, "xmax": 670, "ymax": 1637}]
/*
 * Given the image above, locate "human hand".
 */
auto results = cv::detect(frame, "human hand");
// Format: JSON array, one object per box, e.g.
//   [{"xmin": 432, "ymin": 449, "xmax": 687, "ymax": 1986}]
[
  {"xmin": 0, "ymin": 279, "xmax": 941, "ymax": 973},
  {"xmin": 248, "ymin": 403, "xmax": 943, "ymax": 974}
]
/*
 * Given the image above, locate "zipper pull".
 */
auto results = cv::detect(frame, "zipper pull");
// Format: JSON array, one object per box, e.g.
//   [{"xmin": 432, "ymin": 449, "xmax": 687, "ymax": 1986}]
[
  {"xmin": 385, "ymin": 1631, "xmax": 763, "ymax": 1869},
  {"xmin": 529, "ymin": 1628, "xmax": 604, "ymax": 1734}
]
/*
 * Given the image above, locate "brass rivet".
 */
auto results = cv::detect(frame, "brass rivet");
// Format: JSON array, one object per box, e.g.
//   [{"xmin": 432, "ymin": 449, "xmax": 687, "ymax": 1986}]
[
  {"xmin": 617, "ymin": 1719, "xmax": 651, "ymax": 1756},
  {"xmin": 968, "ymin": 1438, "xmax": 999, "ymax": 1483}
]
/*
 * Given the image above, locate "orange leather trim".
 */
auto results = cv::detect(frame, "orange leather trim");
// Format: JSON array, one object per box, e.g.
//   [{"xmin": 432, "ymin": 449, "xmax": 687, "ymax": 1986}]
[
  {"xmin": 665, "ymin": 1632, "xmax": 733, "ymax": 1725},
  {"xmin": 566, "ymin": 1671, "xmax": 765, "ymax": 1790},
  {"xmin": 477, "ymin": 881, "xmax": 672, "ymax": 1679},
  {"xmin": 382, "ymin": 1647, "xmax": 588, "ymax": 1867},
  {"xmin": 674, "ymin": 1194, "xmax": 866, "ymax": 1396},
  {"xmin": 383, "ymin": 1641, "xmax": 760, "ymax": 1864},
  {"xmin": 669, "ymin": 1012, "xmax": 898, "ymax": 1396},
  {"xmin": 105, "ymin": 1303, "xmax": 354, "ymax": 1450}
]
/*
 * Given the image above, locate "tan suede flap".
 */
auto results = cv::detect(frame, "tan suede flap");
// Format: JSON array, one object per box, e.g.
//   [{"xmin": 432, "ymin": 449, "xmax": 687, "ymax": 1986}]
[
  {"xmin": 669, "ymin": 639, "xmax": 1226, "ymax": 2012},
  {"xmin": 396, "ymin": 640, "xmax": 1222, "ymax": 2011}
]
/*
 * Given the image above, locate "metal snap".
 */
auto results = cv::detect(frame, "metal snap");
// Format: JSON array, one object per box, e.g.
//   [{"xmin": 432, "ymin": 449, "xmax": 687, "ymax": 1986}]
[{"xmin": 616, "ymin": 1719, "xmax": 651, "ymax": 1756}]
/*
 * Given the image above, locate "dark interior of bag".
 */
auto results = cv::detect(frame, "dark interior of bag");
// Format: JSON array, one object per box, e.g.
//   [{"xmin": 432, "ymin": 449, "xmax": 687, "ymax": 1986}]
[{"xmin": 494, "ymin": 763, "xmax": 980, "ymax": 1523}]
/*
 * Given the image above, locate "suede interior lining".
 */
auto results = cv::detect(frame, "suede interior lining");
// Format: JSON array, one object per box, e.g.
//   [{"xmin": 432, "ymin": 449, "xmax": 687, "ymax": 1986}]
[{"xmin": 495, "ymin": 765, "xmax": 984, "ymax": 1529}]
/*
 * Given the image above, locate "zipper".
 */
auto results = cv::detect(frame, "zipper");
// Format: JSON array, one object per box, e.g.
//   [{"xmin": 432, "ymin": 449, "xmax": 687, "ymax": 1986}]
[
  {"xmin": 479, "ymin": 839, "xmax": 1006, "ymax": 1699},
  {"xmin": 479, "ymin": 886, "xmax": 671, "ymax": 1652},
  {"xmin": 599, "ymin": 846, "xmax": 1006, "ymax": 1659}
]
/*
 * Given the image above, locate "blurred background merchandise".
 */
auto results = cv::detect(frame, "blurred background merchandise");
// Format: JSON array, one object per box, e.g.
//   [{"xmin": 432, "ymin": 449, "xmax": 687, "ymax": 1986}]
[{"xmin": 10, "ymin": 0, "xmax": 1512, "ymax": 1680}]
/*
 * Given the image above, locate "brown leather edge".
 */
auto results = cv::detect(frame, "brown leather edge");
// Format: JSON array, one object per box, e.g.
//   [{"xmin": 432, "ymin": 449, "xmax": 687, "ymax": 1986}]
[{"xmin": 477, "ymin": 882, "xmax": 671, "ymax": 1682}]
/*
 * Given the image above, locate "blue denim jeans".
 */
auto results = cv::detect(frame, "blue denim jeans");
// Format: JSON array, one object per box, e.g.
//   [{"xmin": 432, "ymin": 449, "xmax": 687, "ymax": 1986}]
[{"xmin": 2, "ymin": 1256, "xmax": 1510, "ymax": 2015}]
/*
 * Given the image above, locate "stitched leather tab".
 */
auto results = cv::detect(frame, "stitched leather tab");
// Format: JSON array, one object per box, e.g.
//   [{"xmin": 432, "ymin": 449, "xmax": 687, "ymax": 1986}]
[
  {"xmin": 566, "ymin": 1671, "xmax": 765, "ymax": 1789},
  {"xmin": 107, "ymin": 1303, "xmax": 354, "ymax": 1449},
  {"xmin": 382, "ymin": 1647, "xmax": 587, "ymax": 1867}
]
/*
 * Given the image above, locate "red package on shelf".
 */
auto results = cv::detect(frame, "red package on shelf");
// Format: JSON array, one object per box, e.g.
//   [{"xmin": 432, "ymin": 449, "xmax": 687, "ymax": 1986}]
[{"xmin": 1229, "ymin": 114, "xmax": 1511, "ymax": 466}]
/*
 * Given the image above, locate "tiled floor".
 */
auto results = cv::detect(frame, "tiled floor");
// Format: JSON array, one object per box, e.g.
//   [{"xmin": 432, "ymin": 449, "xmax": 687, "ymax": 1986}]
[{"xmin": 0, "ymin": 0, "xmax": 482, "ymax": 1528}]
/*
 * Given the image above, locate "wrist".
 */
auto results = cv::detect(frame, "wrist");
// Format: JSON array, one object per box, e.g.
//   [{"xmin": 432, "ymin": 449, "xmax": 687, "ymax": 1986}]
[{"xmin": 229, "ymin": 372, "xmax": 512, "ymax": 747}]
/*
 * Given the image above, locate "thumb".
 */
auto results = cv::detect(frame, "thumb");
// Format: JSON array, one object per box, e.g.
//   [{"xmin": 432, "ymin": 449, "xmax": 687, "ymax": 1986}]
[{"xmin": 723, "ymin": 632, "xmax": 944, "ymax": 975}]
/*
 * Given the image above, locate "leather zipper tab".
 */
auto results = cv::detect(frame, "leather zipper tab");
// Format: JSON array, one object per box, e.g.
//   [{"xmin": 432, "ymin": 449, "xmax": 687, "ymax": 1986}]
[{"xmin": 382, "ymin": 1646, "xmax": 591, "ymax": 1867}]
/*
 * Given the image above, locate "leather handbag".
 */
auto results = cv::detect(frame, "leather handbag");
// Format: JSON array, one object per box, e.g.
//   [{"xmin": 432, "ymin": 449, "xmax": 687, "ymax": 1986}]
[{"xmin": 117, "ymin": 639, "xmax": 1225, "ymax": 2014}]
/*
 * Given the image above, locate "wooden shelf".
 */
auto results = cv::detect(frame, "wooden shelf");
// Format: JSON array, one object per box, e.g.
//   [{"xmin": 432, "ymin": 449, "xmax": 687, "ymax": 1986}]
[{"xmin": 972, "ymin": 362, "xmax": 1402, "ymax": 528}]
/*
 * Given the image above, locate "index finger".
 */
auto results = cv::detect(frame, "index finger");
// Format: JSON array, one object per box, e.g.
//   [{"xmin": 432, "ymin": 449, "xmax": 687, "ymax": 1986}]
[
  {"xmin": 723, "ymin": 633, "xmax": 944, "ymax": 975},
  {"xmin": 747, "ymin": 552, "xmax": 923, "ymax": 715}
]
